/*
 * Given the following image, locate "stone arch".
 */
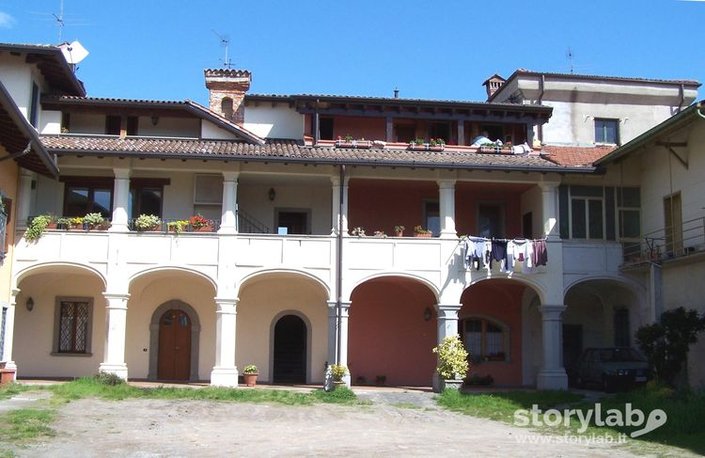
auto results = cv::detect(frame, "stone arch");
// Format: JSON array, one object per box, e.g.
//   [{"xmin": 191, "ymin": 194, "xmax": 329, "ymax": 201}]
[
  {"xmin": 467, "ymin": 275, "xmax": 547, "ymax": 305},
  {"xmin": 238, "ymin": 268, "xmax": 331, "ymax": 301},
  {"xmin": 148, "ymin": 300, "xmax": 201, "ymax": 381},
  {"xmin": 269, "ymin": 310, "xmax": 313, "ymax": 384},
  {"xmin": 14, "ymin": 262, "xmax": 107, "ymax": 290},
  {"xmin": 128, "ymin": 266, "xmax": 217, "ymax": 293},
  {"xmin": 349, "ymin": 272, "xmax": 440, "ymax": 305}
]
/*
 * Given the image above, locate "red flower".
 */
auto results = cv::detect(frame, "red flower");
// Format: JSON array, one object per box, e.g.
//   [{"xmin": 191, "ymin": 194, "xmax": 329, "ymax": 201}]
[{"xmin": 189, "ymin": 214, "xmax": 209, "ymax": 229}]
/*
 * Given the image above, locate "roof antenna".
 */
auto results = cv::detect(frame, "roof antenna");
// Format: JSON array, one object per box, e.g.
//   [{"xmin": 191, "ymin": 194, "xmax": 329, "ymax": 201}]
[
  {"xmin": 52, "ymin": 0, "xmax": 65, "ymax": 42},
  {"xmin": 566, "ymin": 47, "xmax": 574, "ymax": 74},
  {"xmin": 212, "ymin": 30, "xmax": 232, "ymax": 69}
]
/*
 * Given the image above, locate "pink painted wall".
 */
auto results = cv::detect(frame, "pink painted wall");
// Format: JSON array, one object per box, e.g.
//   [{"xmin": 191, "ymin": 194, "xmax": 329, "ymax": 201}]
[
  {"xmin": 348, "ymin": 179, "xmax": 529, "ymax": 238},
  {"xmin": 459, "ymin": 280, "xmax": 525, "ymax": 386},
  {"xmin": 349, "ymin": 278, "xmax": 437, "ymax": 386}
]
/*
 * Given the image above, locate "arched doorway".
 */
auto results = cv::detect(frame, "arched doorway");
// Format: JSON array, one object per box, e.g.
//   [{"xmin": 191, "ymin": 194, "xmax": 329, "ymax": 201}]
[
  {"xmin": 157, "ymin": 309, "xmax": 192, "ymax": 380},
  {"xmin": 272, "ymin": 314, "xmax": 307, "ymax": 383}
]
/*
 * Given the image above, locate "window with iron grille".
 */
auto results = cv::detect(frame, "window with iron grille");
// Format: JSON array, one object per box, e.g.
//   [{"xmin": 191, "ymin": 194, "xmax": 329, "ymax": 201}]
[{"xmin": 54, "ymin": 298, "xmax": 93, "ymax": 354}]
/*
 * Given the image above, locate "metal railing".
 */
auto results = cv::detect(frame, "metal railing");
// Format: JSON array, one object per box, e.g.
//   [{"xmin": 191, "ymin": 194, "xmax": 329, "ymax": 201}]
[{"xmin": 623, "ymin": 216, "xmax": 705, "ymax": 265}]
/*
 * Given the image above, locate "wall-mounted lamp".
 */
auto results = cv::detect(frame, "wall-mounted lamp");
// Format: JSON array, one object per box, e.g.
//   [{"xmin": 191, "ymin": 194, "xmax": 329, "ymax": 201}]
[
  {"xmin": 423, "ymin": 306, "xmax": 432, "ymax": 321},
  {"xmin": 151, "ymin": 115, "xmax": 159, "ymax": 126},
  {"xmin": 25, "ymin": 297, "xmax": 34, "ymax": 312},
  {"xmin": 268, "ymin": 187, "xmax": 276, "ymax": 202}
]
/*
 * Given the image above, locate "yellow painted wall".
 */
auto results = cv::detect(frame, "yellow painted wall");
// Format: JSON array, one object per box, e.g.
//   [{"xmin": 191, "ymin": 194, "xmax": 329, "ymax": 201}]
[
  {"xmin": 13, "ymin": 271, "xmax": 106, "ymax": 377},
  {"xmin": 0, "ymin": 157, "xmax": 19, "ymax": 309},
  {"xmin": 237, "ymin": 275, "xmax": 329, "ymax": 384}
]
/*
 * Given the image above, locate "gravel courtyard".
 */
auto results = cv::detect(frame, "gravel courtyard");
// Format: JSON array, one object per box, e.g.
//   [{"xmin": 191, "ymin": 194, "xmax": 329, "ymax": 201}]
[{"xmin": 0, "ymin": 386, "xmax": 657, "ymax": 457}]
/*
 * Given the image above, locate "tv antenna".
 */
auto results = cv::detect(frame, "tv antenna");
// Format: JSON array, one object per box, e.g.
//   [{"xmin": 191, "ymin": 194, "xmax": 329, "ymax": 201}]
[
  {"xmin": 212, "ymin": 30, "xmax": 233, "ymax": 68},
  {"xmin": 53, "ymin": 0, "xmax": 65, "ymax": 42},
  {"xmin": 566, "ymin": 47, "xmax": 574, "ymax": 74}
]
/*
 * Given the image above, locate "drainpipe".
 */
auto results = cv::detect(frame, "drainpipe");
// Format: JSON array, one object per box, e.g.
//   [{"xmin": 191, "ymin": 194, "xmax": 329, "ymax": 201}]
[
  {"xmin": 677, "ymin": 84, "xmax": 685, "ymax": 113},
  {"xmin": 336, "ymin": 164, "xmax": 346, "ymax": 363}
]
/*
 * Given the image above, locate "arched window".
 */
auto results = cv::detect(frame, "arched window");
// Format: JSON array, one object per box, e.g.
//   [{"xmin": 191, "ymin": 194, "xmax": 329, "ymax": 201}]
[
  {"xmin": 221, "ymin": 97, "xmax": 234, "ymax": 120},
  {"xmin": 460, "ymin": 317, "xmax": 508, "ymax": 362}
]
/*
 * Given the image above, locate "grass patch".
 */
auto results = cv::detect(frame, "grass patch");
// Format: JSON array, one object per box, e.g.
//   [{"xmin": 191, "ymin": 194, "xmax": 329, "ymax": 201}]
[
  {"xmin": 438, "ymin": 386, "xmax": 705, "ymax": 455},
  {"xmin": 48, "ymin": 377, "xmax": 363, "ymax": 406},
  {"xmin": 0, "ymin": 408, "xmax": 55, "ymax": 443},
  {"xmin": 0, "ymin": 383, "xmax": 32, "ymax": 401}
]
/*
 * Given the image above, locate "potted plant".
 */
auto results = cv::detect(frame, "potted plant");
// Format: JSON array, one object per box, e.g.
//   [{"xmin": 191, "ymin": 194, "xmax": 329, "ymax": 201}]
[
  {"xmin": 56, "ymin": 217, "xmax": 72, "ymax": 230},
  {"xmin": 351, "ymin": 227, "xmax": 366, "ymax": 237},
  {"xmin": 189, "ymin": 214, "xmax": 212, "ymax": 232},
  {"xmin": 134, "ymin": 214, "xmax": 162, "ymax": 232},
  {"xmin": 69, "ymin": 216, "xmax": 84, "ymax": 230},
  {"xmin": 167, "ymin": 220, "xmax": 189, "ymax": 234},
  {"xmin": 330, "ymin": 363, "xmax": 348, "ymax": 388},
  {"xmin": 24, "ymin": 215, "xmax": 52, "ymax": 241},
  {"xmin": 394, "ymin": 225, "xmax": 405, "ymax": 237},
  {"xmin": 83, "ymin": 212, "xmax": 106, "ymax": 230},
  {"xmin": 413, "ymin": 225, "xmax": 432, "ymax": 238},
  {"xmin": 243, "ymin": 364, "xmax": 258, "ymax": 387},
  {"xmin": 432, "ymin": 335, "xmax": 469, "ymax": 392}
]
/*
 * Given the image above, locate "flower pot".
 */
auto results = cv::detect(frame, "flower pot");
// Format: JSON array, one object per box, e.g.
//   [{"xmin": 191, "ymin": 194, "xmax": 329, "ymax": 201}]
[
  {"xmin": 0, "ymin": 368, "xmax": 16, "ymax": 385},
  {"xmin": 395, "ymin": 231, "xmax": 404, "ymax": 237},
  {"xmin": 332, "ymin": 380, "xmax": 346, "ymax": 390},
  {"xmin": 439, "ymin": 378, "xmax": 463, "ymax": 391},
  {"xmin": 414, "ymin": 232, "xmax": 432, "ymax": 238},
  {"xmin": 243, "ymin": 373, "xmax": 258, "ymax": 387},
  {"xmin": 195, "ymin": 225, "xmax": 214, "ymax": 232}
]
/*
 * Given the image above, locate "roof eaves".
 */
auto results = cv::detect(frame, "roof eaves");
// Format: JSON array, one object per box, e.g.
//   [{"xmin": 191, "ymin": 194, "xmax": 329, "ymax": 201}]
[
  {"xmin": 0, "ymin": 81, "xmax": 59, "ymax": 176},
  {"xmin": 594, "ymin": 101, "xmax": 702, "ymax": 166}
]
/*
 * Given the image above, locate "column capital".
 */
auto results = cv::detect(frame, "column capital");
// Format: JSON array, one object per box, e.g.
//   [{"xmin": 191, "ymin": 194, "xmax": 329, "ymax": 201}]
[
  {"xmin": 214, "ymin": 297, "xmax": 239, "ymax": 313},
  {"xmin": 437, "ymin": 179, "xmax": 457, "ymax": 189},
  {"xmin": 113, "ymin": 167, "xmax": 131, "ymax": 179},
  {"xmin": 437, "ymin": 303, "xmax": 462, "ymax": 319},
  {"xmin": 538, "ymin": 304, "xmax": 566, "ymax": 318},
  {"xmin": 222, "ymin": 171, "xmax": 240, "ymax": 182},
  {"xmin": 538, "ymin": 181, "xmax": 560, "ymax": 192},
  {"xmin": 103, "ymin": 293, "xmax": 130, "ymax": 309}
]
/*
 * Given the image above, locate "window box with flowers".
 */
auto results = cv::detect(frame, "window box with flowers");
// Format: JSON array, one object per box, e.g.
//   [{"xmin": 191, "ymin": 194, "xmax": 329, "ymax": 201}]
[
  {"xmin": 189, "ymin": 214, "xmax": 214, "ymax": 232},
  {"xmin": 408, "ymin": 138, "xmax": 445, "ymax": 152},
  {"xmin": 413, "ymin": 225, "xmax": 432, "ymax": 238},
  {"xmin": 335, "ymin": 135, "xmax": 373, "ymax": 149}
]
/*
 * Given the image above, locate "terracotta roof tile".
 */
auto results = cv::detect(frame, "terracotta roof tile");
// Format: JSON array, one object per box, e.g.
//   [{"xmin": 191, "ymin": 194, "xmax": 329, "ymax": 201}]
[
  {"xmin": 40, "ymin": 135, "xmax": 592, "ymax": 172},
  {"xmin": 541, "ymin": 145, "xmax": 615, "ymax": 167}
]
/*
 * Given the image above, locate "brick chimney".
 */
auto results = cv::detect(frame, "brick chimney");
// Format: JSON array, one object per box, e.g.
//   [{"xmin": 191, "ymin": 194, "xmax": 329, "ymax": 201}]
[
  {"xmin": 482, "ymin": 74, "xmax": 506, "ymax": 100},
  {"xmin": 204, "ymin": 69, "xmax": 251, "ymax": 124}
]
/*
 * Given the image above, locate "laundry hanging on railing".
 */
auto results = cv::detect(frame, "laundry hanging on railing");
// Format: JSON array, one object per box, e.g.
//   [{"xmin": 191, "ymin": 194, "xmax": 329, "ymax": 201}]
[{"xmin": 463, "ymin": 236, "xmax": 547, "ymax": 274}]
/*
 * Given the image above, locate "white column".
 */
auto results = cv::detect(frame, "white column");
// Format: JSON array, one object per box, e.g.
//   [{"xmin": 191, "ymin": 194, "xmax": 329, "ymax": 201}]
[
  {"xmin": 536, "ymin": 304, "xmax": 568, "ymax": 390},
  {"xmin": 434, "ymin": 303, "xmax": 462, "ymax": 391},
  {"xmin": 210, "ymin": 298, "xmax": 238, "ymax": 387},
  {"xmin": 326, "ymin": 301, "xmax": 351, "ymax": 386},
  {"xmin": 109, "ymin": 168, "xmax": 131, "ymax": 232},
  {"xmin": 218, "ymin": 172, "xmax": 239, "ymax": 234},
  {"xmin": 330, "ymin": 175, "xmax": 349, "ymax": 236},
  {"xmin": 16, "ymin": 170, "xmax": 34, "ymax": 229},
  {"xmin": 539, "ymin": 182, "xmax": 559, "ymax": 240},
  {"xmin": 99, "ymin": 293, "xmax": 130, "ymax": 379},
  {"xmin": 339, "ymin": 302, "xmax": 350, "ymax": 368},
  {"xmin": 438, "ymin": 180, "xmax": 457, "ymax": 239},
  {"xmin": 1, "ymin": 290, "xmax": 19, "ymax": 375}
]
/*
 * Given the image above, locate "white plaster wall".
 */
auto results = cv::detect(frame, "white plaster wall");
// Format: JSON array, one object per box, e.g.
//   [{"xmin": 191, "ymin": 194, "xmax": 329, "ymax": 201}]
[
  {"xmin": 244, "ymin": 105, "xmax": 304, "ymax": 139},
  {"xmin": 520, "ymin": 185, "xmax": 543, "ymax": 238},
  {"xmin": 236, "ymin": 276, "xmax": 329, "ymax": 383},
  {"xmin": 125, "ymin": 275, "xmax": 216, "ymax": 380},
  {"xmin": 34, "ymin": 174, "xmax": 64, "ymax": 215},
  {"xmin": 201, "ymin": 120, "xmax": 239, "ymax": 140},
  {"xmin": 542, "ymin": 101, "xmax": 675, "ymax": 146},
  {"xmin": 0, "ymin": 54, "xmax": 33, "ymax": 118},
  {"xmin": 40, "ymin": 110, "xmax": 62, "ymax": 134},
  {"xmin": 13, "ymin": 272, "xmax": 106, "ymax": 378}
]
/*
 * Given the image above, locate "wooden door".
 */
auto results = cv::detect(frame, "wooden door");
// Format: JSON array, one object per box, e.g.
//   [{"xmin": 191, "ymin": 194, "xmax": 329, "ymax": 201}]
[{"xmin": 158, "ymin": 309, "xmax": 191, "ymax": 380}]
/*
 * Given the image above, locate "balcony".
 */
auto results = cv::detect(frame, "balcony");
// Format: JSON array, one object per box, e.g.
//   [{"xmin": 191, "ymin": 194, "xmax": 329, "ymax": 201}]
[{"xmin": 622, "ymin": 217, "xmax": 705, "ymax": 268}]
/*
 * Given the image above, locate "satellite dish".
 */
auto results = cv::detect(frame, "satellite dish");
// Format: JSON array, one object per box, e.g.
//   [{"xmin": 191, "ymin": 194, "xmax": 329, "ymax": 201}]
[{"xmin": 59, "ymin": 40, "xmax": 89, "ymax": 65}]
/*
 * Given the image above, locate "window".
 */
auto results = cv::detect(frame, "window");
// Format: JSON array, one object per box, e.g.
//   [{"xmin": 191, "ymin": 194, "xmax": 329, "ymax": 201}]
[
  {"xmin": 29, "ymin": 82, "xmax": 40, "ymax": 127},
  {"xmin": 569, "ymin": 186, "xmax": 604, "ymax": 240},
  {"xmin": 617, "ymin": 187, "xmax": 641, "ymax": 258},
  {"xmin": 62, "ymin": 178, "xmax": 113, "ymax": 217},
  {"xmin": 461, "ymin": 318, "xmax": 507, "ymax": 362},
  {"xmin": 478, "ymin": 203, "xmax": 504, "ymax": 238},
  {"xmin": 424, "ymin": 200, "xmax": 440, "ymax": 236},
  {"xmin": 61, "ymin": 112, "xmax": 71, "ymax": 133},
  {"xmin": 129, "ymin": 179, "xmax": 169, "ymax": 219},
  {"xmin": 105, "ymin": 115, "xmax": 121, "ymax": 135},
  {"xmin": 221, "ymin": 98, "xmax": 234, "ymax": 121},
  {"xmin": 54, "ymin": 298, "xmax": 93, "ymax": 354},
  {"xmin": 595, "ymin": 118, "xmax": 619, "ymax": 144}
]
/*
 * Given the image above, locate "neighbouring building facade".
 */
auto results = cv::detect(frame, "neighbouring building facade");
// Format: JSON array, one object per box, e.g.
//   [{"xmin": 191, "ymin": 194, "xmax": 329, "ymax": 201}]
[{"xmin": 0, "ymin": 42, "xmax": 701, "ymax": 390}]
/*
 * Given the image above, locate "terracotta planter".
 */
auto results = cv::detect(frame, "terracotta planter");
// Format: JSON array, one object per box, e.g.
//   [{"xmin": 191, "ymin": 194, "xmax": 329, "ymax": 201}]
[
  {"xmin": 395, "ymin": 231, "xmax": 404, "ymax": 237},
  {"xmin": 194, "ymin": 225, "xmax": 214, "ymax": 233},
  {"xmin": 243, "ymin": 373, "xmax": 258, "ymax": 387},
  {"xmin": 414, "ymin": 232, "xmax": 432, "ymax": 238},
  {"xmin": 0, "ymin": 368, "xmax": 16, "ymax": 385}
]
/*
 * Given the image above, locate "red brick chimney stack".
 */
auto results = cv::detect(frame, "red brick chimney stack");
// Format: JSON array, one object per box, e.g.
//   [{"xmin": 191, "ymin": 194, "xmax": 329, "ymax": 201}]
[
  {"xmin": 204, "ymin": 69, "xmax": 251, "ymax": 125},
  {"xmin": 482, "ymin": 74, "xmax": 506, "ymax": 100}
]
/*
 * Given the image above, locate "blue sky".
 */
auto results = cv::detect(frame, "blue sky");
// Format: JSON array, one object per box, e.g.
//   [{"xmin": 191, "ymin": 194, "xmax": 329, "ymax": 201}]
[{"xmin": 1, "ymin": 0, "xmax": 703, "ymax": 105}]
